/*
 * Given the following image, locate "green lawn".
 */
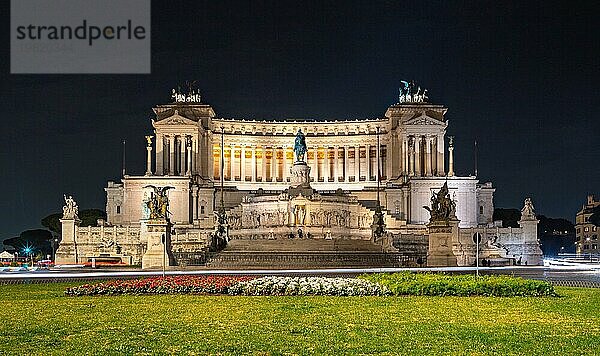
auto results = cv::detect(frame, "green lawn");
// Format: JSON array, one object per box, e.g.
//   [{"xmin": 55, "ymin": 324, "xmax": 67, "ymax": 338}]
[{"xmin": 1, "ymin": 283, "xmax": 599, "ymax": 355}]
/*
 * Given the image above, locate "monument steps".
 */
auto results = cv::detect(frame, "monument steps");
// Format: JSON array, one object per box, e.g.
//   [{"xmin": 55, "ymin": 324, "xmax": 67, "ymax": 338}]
[
  {"xmin": 205, "ymin": 238, "xmax": 409, "ymax": 269},
  {"xmin": 358, "ymin": 200, "xmax": 403, "ymax": 220}
]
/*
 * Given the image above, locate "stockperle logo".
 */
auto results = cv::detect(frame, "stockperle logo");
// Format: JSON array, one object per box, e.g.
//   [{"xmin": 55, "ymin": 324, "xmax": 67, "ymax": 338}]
[{"xmin": 11, "ymin": 0, "xmax": 150, "ymax": 74}]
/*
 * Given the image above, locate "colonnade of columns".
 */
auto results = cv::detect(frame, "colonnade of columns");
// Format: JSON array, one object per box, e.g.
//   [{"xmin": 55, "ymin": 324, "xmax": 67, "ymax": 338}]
[
  {"xmin": 402, "ymin": 134, "xmax": 443, "ymax": 177},
  {"xmin": 213, "ymin": 144, "xmax": 387, "ymax": 183},
  {"xmin": 154, "ymin": 134, "xmax": 202, "ymax": 176}
]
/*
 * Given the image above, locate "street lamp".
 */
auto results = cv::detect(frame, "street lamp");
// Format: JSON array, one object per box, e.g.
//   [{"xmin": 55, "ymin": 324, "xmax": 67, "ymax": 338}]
[
  {"xmin": 53, "ymin": 238, "xmax": 59, "ymax": 263},
  {"xmin": 22, "ymin": 246, "xmax": 33, "ymax": 267},
  {"xmin": 586, "ymin": 237, "xmax": 591, "ymax": 260}
]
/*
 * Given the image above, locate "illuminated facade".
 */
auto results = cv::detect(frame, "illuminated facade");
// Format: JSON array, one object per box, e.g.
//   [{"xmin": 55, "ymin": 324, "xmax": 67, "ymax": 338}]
[
  {"xmin": 55, "ymin": 85, "xmax": 542, "ymax": 267},
  {"xmin": 106, "ymin": 89, "xmax": 494, "ymax": 228}
]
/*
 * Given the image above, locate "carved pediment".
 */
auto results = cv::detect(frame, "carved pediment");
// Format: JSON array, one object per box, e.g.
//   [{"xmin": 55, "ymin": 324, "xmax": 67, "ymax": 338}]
[
  {"xmin": 153, "ymin": 110, "xmax": 197, "ymax": 126},
  {"xmin": 404, "ymin": 113, "xmax": 444, "ymax": 126}
]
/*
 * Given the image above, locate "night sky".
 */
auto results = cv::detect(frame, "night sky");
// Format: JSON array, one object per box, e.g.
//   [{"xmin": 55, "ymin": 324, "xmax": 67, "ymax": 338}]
[{"xmin": 1, "ymin": 1, "xmax": 598, "ymax": 242}]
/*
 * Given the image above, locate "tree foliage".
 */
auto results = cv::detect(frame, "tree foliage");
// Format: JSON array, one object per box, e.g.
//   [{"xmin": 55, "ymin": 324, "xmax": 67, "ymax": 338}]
[
  {"xmin": 492, "ymin": 208, "xmax": 521, "ymax": 228},
  {"xmin": 41, "ymin": 213, "xmax": 62, "ymax": 236},
  {"xmin": 3, "ymin": 229, "xmax": 53, "ymax": 256},
  {"xmin": 589, "ymin": 206, "xmax": 600, "ymax": 227},
  {"xmin": 78, "ymin": 209, "xmax": 107, "ymax": 227}
]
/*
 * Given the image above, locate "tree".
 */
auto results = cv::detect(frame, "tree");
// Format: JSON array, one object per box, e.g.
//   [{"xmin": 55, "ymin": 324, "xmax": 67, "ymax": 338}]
[
  {"xmin": 41, "ymin": 209, "xmax": 107, "ymax": 236},
  {"xmin": 41, "ymin": 213, "xmax": 62, "ymax": 236},
  {"xmin": 537, "ymin": 215, "xmax": 576, "ymax": 256},
  {"xmin": 492, "ymin": 208, "xmax": 520, "ymax": 228},
  {"xmin": 78, "ymin": 209, "xmax": 107, "ymax": 227},
  {"xmin": 3, "ymin": 229, "xmax": 53, "ymax": 257},
  {"xmin": 589, "ymin": 205, "xmax": 600, "ymax": 227}
]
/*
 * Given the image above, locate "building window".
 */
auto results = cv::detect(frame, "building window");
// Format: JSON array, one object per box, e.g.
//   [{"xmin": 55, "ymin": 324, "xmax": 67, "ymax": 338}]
[
  {"xmin": 577, "ymin": 228, "xmax": 581, "ymax": 234},
  {"xmin": 116, "ymin": 205, "xmax": 121, "ymax": 214},
  {"xmin": 585, "ymin": 227, "xmax": 589, "ymax": 232},
  {"xmin": 593, "ymin": 235, "xmax": 598, "ymax": 241},
  {"xmin": 584, "ymin": 245, "xmax": 589, "ymax": 250},
  {"xmin": 200, "ymin": 206, "xmax": 205, "ymax": 215},
  {"xmin": 593, "ymin": 226, "xmax": 597, "ymax": 232},
  {"xmin": 479, "ymin": 206, "xmax": 484, "ymax": 215}
]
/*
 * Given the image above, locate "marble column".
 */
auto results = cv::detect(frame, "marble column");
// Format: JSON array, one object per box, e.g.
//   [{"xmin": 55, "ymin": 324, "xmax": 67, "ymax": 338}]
[
  {"xmin": 354, "ymin": 146, "xmax": 360, "ymax": 181},
  {"xmin": 179, "ymin": 137, "xmax": 186, "ymax": 176},
  {"xmin": 192, "ymin": 188, "xmax": 198, "ymax": 220},
  {"xmin": 251, "ymin": 146, "xmax": 256, "ymax": 182},
  {"xmin": 430, "ymin": 136, "xmax": 437, "ymax": 175},
  {"xmin": 169, "ymin": 136, "xmax": 175, "ymax": 175},
  {"xmin": 261, "ymin": 146, "xmax": 267, "ymax": 182},
  {"xmin": 241, "ymin": 145, "xmax": 246, "ymax": 181},
  {"xmin": 196, "ymin": 135, "xmax": 202, "ymax": 177},
  {"xmin": 334, "ymin": 146, "xmax": 339, "ymax": 181},
  {"xmin": 376, "ymin": 141, "xmax": 381, "ymax": 182},
  {"xmin": 425, "ymin": 136, "xmax": 432, "ymax": 176},
  {"xmin": 324, "ymin": 147, "xmax": 330, "ymax": 182},
  {"xmin": 448, "ymin": 143, "xmax": 455, "ymax": 177},
  {"xmin": 186, "ymin": 138, "xmax": 192, "ymax": 176},
  {"xmin": 313, "ymin": 146, "xmax": 318, "ymax": 181},
  {"xmin": 437, "ymin": 134, "xmax": 445, "ymax": 176},
  {"xmin": 416, "ymin": 136, "xmax": 425, "ymax": 177},
  {"xmin": 271, "ymin": 147, "xmax": 276, "ymax": 181},
  {"xmin": 408, "ymin": 137, "xmax": 414, "ymax": 176},
  {"xmin": 156, "ymin": 134, "xmax": 163, "ymax": 175},
  {"xmin": 283, "ymin": 146, "xmax": 288, "ymax": 182},
  {"xmin": 230, "ymin": 144, "xmax": 236, "ymax": 180},
  {"xmin": 344, "ymin": 146, "xmax": 349, "ymax": 182},
  {"xmin": 145, "ymin": 140, "xmax": 152, "ymax": 176},
  {"xmin": 366, "ymin": 144, "xmax": 371, "ymax": 181},
  {"xmin": 403, "ymin": 136, "xmax": 409, "ymax": 176}
]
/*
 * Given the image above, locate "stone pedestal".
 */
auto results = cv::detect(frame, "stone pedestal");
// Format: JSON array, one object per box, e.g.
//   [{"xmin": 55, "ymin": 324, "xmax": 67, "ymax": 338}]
[
  {"xmin": 427, "ymin": 219, "xmax": 459, "ymax": 267},
  {"xmin": 289, "ymin": 162, "xmax": 314, "ymax": 196},
  {"xmin": 141, "ymin": 219, "xmax": 176, "ymax": 269},
  {"xmin": 56, "ymin": 217, "xmax": 81, "ymax": 264},
  {"xmin": 290, "ymin": 162, "xmax": 311, "ymax": 188}
]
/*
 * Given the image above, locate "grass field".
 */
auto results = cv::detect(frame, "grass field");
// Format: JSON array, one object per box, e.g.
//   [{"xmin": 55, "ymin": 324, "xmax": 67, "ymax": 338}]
[{"xmin": 1, "ymin": 282, "xmax": 600, "ymax": 355}]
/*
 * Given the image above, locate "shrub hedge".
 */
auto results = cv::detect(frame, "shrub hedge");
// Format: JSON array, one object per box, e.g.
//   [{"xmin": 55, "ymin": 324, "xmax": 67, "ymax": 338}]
[{"xmin": 359, "ymin": 272, "xmax": 558, "ymax": 297}]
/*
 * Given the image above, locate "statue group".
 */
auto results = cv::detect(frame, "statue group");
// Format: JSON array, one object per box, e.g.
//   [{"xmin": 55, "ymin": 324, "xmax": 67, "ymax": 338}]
[
  {"xmin": 62, "ymin": 194, "xmax": 79, "ymax": 219},
  {"xmin": 423, "ymin": 182, "xmax": 456, "ymax": 222},
  {"xmin": 144, "ymin": 185, "xmax": 174, "ymax": 220},
  {"xmin": 399, "ymin": 80, "xmax": 428, "ymax": 103}
]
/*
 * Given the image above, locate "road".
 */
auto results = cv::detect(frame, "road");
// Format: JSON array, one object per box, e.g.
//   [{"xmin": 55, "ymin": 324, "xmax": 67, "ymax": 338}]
[{"xmin": 2, "ymin": 265, "xmax": 600, "ymax": 287}]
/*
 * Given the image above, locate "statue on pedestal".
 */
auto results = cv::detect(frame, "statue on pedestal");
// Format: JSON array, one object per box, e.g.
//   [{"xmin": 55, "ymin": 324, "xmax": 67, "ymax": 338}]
[
  {"xmin": 520, "ymin": 197, "xmax": 536, "ymax": 221},
  {"xmin": 423, "ymin": 182, "xmax": 457, "ymax": 222},
  {"xmin": 62, "ymin": 195, "xmax": 79, "ymax": 220},
  {"xmin": 143, "ymin": 185, "xmax": 174, "ymax": 220},
  {"xmin": 294, "ymin": 129, "xmax": 307, "ymax": 163}
]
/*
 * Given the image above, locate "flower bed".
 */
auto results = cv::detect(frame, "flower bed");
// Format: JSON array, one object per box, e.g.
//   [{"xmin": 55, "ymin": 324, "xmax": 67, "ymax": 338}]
[
  {"xmin": 360, "ymin": 272, "xmax": 558, "ymax": 297},
  {"xmin": 228, "ymin": 276, "xmax": 389, "ymax": 296},
  {"xmin": 65, "ymin": 276, "xmax": 254, "ymax": 296},
  {"xmin": 65, "ymin": 274, "xmax": 558, "ymax": 297}
]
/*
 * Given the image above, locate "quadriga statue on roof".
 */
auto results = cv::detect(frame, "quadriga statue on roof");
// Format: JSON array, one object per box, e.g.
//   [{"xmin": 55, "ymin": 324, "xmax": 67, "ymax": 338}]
[
  {"xmin": 294, "ymin": 129, "xmax": 307, "ymax": 162},
  {"xmin": 423, "ymin": 182, "xmax": 456, "ymax": 222}
]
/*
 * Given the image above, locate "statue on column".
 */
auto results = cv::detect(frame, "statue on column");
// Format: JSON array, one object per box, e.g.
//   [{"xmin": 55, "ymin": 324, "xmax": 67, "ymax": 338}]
[
  {"xmin": 145, "ymin": 135, "xmax": 153, "ymax": 147},
  {"xmin": 294, "ymin": 129, "xmax": 307, "ymax": 162},
  {"xmin": 62, "ymin": 195, "xmax": 79, "ymax": 219}
]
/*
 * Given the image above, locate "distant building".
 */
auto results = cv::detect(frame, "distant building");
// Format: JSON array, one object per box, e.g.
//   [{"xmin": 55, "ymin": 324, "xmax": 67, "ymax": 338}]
[{"xmin": 576, "ymin": 194, "xmax": 600, "ymax": 255}]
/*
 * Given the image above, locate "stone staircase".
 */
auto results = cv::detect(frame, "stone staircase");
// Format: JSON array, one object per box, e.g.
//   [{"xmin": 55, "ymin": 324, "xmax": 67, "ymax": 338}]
[{"xmin": 205, "ymin": 238, "xmax": 407, "ymax": 269}]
